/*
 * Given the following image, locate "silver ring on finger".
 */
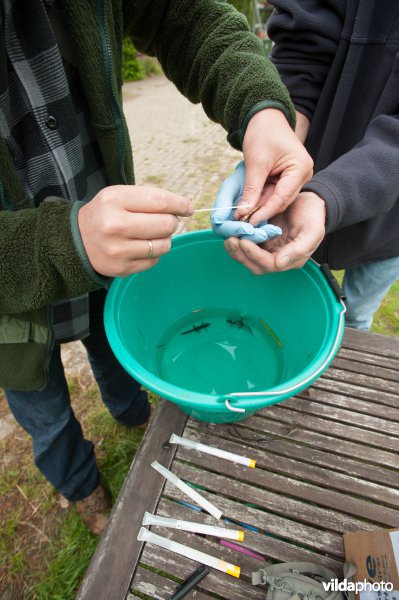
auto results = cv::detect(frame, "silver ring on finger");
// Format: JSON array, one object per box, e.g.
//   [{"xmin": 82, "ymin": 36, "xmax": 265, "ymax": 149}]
[{"xmin": 147, "ymin": 239, "xmax": 153, "ymax": 259}]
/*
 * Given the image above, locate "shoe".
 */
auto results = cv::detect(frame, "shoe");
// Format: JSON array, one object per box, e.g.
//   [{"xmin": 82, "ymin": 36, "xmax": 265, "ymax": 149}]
[
  {"xmin": 137, "ymin": 403, "xmax": 156, "ymax": 430},
  {"xmin": 75, "ymin": 483, "xmax": 111, "ymax": 535}
]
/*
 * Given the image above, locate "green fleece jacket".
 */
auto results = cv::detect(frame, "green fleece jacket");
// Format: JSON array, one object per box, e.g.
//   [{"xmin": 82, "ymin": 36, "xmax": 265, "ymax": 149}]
[{"xmin": 0, "ymin": 0, "xmax": 295, "ymax": 391}]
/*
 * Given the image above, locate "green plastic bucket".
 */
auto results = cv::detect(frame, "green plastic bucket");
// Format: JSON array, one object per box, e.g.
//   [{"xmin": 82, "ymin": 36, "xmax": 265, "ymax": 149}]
[{"xmin": 104, "ymin": 230, "xmax": 345, "ymax": 423}]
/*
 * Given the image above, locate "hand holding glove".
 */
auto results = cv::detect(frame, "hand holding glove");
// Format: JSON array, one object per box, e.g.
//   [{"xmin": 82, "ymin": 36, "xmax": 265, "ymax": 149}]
[{"xmin": 211, "ymin": 161, "xmax": 282, "ymax": 244}]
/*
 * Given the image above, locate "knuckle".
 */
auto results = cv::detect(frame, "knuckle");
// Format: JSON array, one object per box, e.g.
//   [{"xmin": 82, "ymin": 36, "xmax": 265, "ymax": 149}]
[
  {"xmin": 102, "ymin": 218, "xmax": 121, "ymax": 237},
  {"xmin": 99, "ymin": 187, "xmax": 115, "ymax": 205},
  {"xmin": 106, "ymin": 245, "xmax": 120, "ymax": 260}
]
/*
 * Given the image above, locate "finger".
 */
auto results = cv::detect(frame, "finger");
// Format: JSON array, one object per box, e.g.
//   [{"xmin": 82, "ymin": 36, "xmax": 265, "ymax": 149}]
[
  {"xmin": 212, "ymin": 162, "xmax": 246, "ymax": 224},
  {"xmin": 235, "ymin": 159, "xmax": 272, "ymax": 220},
  {"xmin": 132, "ymin": 237, "xmax": 172, "ymax": 259},
  {"xmin": 108, "ymin": 185, "xmax": 194, "ymax": 216},
  {"xmin": 274, "ymin": 234, "xmax": 320, "ymax": 270},
  {"xmin": 240, "ymin": 223, "xmax": 282, "ymax": 244},
  {"xmin": 127, "ymin": 257, "xmax": 160, "ymax": 274},
  {"xmin": 250, "ymin": 171, "xmax": 307, "ymax": 223},
  {"xmin": 237, "ymin": 239, "xmax": 278, "ymax": 272},
  {"xmin": 225, "ymin": 238, "xmax": 271, "ymax": 275},
  {"xmin": 213, "ymin": 220, "xmax": 256, "ymax": 239},
  {"xmin": 113, "ymin": 212, "xmax": 179, "ymax": 239},
  {"xmin": 112, "ymin": 257, "xmax": 160, "ymax": 278}
]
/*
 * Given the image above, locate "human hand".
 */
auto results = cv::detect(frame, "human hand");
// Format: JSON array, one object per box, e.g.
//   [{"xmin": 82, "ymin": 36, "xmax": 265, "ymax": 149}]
[
  {"xmin": 78, "ymin": 185, "xmax": 194, "ymax": 277},
  {"xmin": 211, "ymin": 161, "xmax": 282, "ymax": 244},
  {"xmin": 225, "ymin": 191, "xmax": 326, "ymax": 275},
  {"xmin": 234, "ymin": 108, "xmax": 314, "ymax": 224}
]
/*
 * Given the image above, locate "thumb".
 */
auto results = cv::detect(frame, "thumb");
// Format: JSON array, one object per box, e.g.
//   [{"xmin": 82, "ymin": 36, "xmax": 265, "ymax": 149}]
[
  {"xmin": 235, "ymin": 160, "xmax": 271, "ymax": 219},
  {"xmin": 275, "ymin": 238, "xmax": 312, "ymax": 270}
]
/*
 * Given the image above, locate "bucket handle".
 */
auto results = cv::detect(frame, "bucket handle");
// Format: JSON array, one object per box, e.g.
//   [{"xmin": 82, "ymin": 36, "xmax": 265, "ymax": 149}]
[
  {"xmin": 224, "ymin": 398, "xmax": 246, "ymax": 413},
  {"xmin": 223, "ymin": 289, "xmax": 346, "ymax": 414}
]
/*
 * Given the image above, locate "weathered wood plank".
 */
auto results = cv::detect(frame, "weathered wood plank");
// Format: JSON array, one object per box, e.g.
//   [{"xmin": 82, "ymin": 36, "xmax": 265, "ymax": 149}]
[
  {"xmin": 342, "ymin": 328, "xmax": 399, "ymax": 359},
  {"xmin": 261, "ymin": 406, "xmax": 399, "ymax": 453},
  {"xmin": 77, "ymin": 401, "xmax": 188, "ymax": 600},
  {"xmin": 312, "ymin": 378, "xmax": 399, "ymax": 409},
  {"xmin": 157, "ymin": 499, "xmax": 344, "ymax": 574},
  {"xmin": 189, "ymin": 420, "xmax": 399, "ymax": 488},
  {"xmin": 131, "ymin": 566, "xmax": 212, "ymax": 600},
  {"xmin": 171, "ymin": 456, "xmax": 399, "ymax": 528},
  {"xmin": 162, "ymin": 480, "xmax": 345, "ymax": 557},
  {"xmin": 331, "ymin": 353, "xmax": 399, "ymax": 382},
  {"xmin": 282, "ymin": 397, "xmax": 399, "ymax": 435},
  {"xmin": 189, "ymin": 414, "xmax": 399, "ymax": 468},
  {"xmin": 187, "ymin": 419, "xmax": 399, "ymax": 490},
  {"xmin": 297, "ymin": 386, "xmax": 399, "ymax": 422},
  {"xmin": 182, "ymin": 426, "xmax": 399, "ymax": 506},
  {"xmin": 324, "ymin": 366, "xmax": 399, "ymax": 394},
  {"xmin": 338, "ymin": 345, "xmax": 399, "ymax": 369},
  {"xmin": 236, "ymin": 412, "xmax": 399, "ymax": 467}
]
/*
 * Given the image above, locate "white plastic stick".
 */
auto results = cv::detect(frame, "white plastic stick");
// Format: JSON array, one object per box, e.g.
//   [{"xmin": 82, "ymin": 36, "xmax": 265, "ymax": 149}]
[
  {"xmin": 138, "ymin": 527, "xmax": 240, "ymax": 578},
  {"xmin": 151, "ymin": 461, "xmax": 222, "ymax": 520},
  {"xmin": 142, "ymin": 511, "xmax": 244, "ymax": 541},
  {"xmin": 169, "ymin": 434, "xmax": 256, "ymax": 468},
  {"xmin": 194, "ymin": 204, "xmax": 250, "ymax": 213}
]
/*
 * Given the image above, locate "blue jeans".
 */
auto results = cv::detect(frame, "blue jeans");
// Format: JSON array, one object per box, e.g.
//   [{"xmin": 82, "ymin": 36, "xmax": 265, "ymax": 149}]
[
  {"xmin": 343, "ymin": 256, "xmax": 399, "ymax": 331},
  {"xmin": 5, "ymin": 289, "xmax": 150, "ymax": 501}
]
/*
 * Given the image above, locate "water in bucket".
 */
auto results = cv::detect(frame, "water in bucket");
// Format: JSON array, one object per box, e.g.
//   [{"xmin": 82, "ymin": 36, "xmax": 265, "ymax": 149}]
[{"xmin": 156, "ymin": 307, "xmax": 286, "ymax": 395}]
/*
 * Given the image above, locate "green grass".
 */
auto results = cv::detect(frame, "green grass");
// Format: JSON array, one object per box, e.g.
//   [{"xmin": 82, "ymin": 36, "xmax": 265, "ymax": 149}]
[
  {"xmin": 371, "ymin": 279, "xmax": 399, "ymax": 336},
  {"xmin": 0, "ymin": 383, "xmax": 157, "ymax": 599},
  {"xmin": 143, "ymin": 174, "xmax": 165, "ymax": 186},
  {"xmin": 29, "ymin": 517, "xmax": 98, "ymax": 600},
  {"xmin": 0, "ymin": 509, "xmax": 25, "ymax": 579}
]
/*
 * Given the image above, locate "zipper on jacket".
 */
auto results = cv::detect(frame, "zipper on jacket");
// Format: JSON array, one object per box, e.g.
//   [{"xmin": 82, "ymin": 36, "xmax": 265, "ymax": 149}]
[{"xmin": 96, "ymin": 0, "xmax": 128, "ymax": 184}]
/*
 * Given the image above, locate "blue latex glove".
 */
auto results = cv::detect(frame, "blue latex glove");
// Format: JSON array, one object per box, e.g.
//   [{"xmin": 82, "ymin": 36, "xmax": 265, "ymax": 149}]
[{"xmin": 211, "ymin": 161, "xmax": 282, "ymax": 244}]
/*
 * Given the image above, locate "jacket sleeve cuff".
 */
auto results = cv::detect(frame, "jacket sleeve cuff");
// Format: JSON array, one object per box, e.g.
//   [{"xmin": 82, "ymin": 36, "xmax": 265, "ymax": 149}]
[
  {"xmin": 301, "ymin": 179, "xmax": 341, "ymax": 233},
  {"xmin": 70, "ymin": 201, "xmax": 111, "ymax": 287},
  {"xmin": 227, "ymin": 100, "xmax": 296, "ymax": 150}
]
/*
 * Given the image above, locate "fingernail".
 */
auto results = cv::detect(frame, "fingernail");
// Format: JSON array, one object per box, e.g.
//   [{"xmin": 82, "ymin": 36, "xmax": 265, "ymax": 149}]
[
  {"xmin": 277, "ymin": 255, "xmax": 291, "ymax": 269},
  {"xmin": 225, "ymin": 241, "xmax": 237, "ymax": 254},
  {"xmin": 187, "ymin": 201, "xmax": 195, "ymax": 214}
]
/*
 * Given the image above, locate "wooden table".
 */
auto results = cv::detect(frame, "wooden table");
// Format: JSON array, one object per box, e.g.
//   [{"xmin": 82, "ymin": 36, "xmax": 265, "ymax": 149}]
[{"xmin": 78, "ymin": 328, "xmax": 399, "ymax": 600}]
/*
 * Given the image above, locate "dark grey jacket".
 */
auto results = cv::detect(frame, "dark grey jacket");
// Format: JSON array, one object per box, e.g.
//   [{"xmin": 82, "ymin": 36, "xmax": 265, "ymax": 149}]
[{"xmin": 268, "ymin": 0, "xmax": 399, "ymax": 269}]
